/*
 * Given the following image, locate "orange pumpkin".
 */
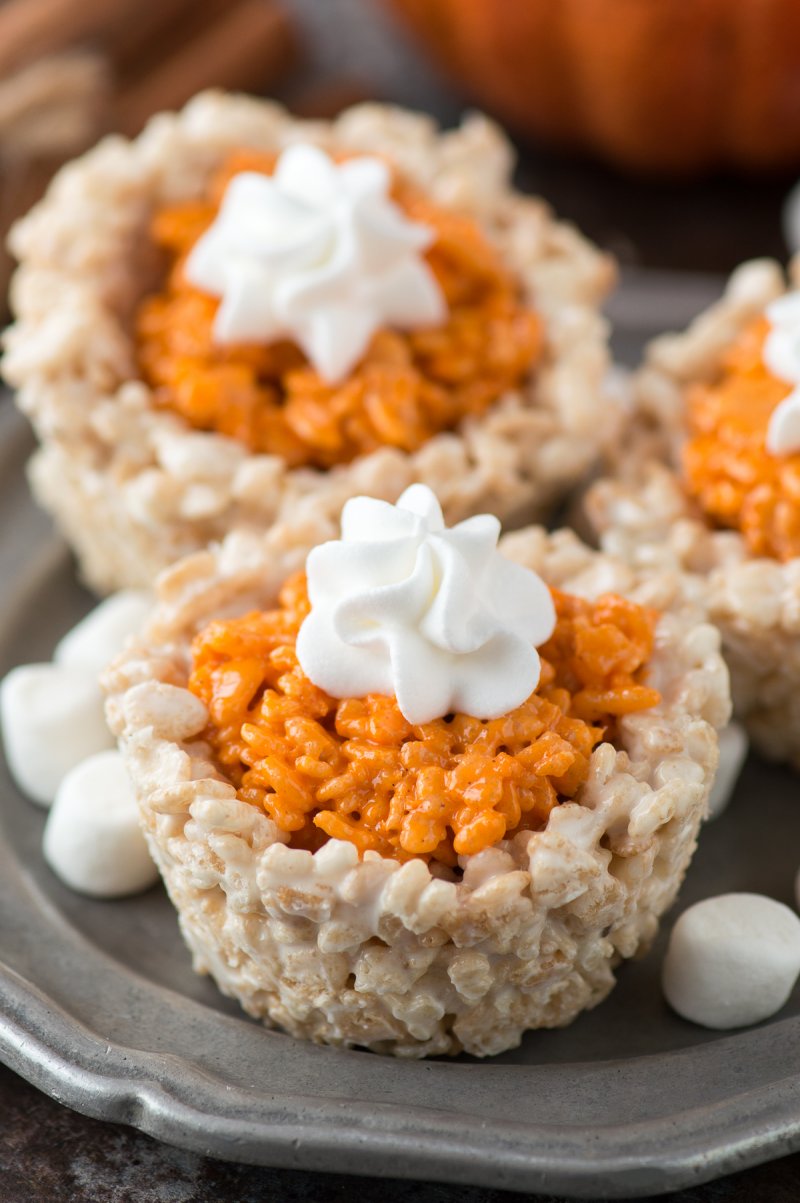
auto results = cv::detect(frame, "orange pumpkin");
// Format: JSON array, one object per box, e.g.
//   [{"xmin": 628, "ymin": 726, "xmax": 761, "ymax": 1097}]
[{"xmin": 388, "ymin": 0, "xmax": 800, "ymax": 174}]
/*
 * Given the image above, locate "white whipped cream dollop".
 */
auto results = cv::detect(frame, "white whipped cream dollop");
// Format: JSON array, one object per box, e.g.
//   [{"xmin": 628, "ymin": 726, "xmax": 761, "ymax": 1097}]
[
  {"xmin": 296, "ymin": 485, "xmax": 556, "ymax": 724},
  {"xmin": 763, "ymin": 293, "xmax": 800, "ymax": 454},
  {"xmin": 185, "ymin": 144, "xmax": 447, "ymax": 383}
]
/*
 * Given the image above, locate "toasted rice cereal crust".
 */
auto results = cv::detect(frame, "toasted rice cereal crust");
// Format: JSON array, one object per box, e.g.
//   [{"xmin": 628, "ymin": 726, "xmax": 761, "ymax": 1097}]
[
  {"xmin": 104, "ymin": 522, "xmax": 729, "ymax": 1057},
  {"xmin": 585, "ymin": 256, "xmax": 800, "ymax": 768},
  {"xmin": 3, "ymin": 92, "xmax": 614, "ymax": 595}
]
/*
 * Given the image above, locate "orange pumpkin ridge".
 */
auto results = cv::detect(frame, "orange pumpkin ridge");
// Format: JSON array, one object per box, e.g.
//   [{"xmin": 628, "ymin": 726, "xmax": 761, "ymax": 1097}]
[{"xmin": 387, "ymin": 0, "xmax": 800, "ymax": 174}]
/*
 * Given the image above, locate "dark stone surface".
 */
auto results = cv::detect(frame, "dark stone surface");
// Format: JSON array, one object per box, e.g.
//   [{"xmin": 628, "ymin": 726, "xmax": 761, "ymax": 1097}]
[{"xmin": 4, "ymin": 1061, "xmax": 800, "ymax": 1203}]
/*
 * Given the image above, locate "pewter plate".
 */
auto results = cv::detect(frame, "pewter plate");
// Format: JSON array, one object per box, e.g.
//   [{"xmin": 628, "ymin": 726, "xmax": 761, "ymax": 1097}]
[{"xmin": 3, "ymin": 274, "xmax": 800, "ymax": 1199}]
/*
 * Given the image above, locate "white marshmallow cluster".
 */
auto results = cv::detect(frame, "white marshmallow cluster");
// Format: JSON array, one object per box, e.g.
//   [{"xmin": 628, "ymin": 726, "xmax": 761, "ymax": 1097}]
[
  {"xmin": 763, "ymin": 293, "xmax": 800, "ymax": 455},
  {"xmin": 1, "ymin": 590, "xmax": 158, "ymax": 897},
  {"xmin": 54, "ymin": 589, "xmax": 153, "ymax": 674},
  {"xmin": 1, "ymin": 663, "xmax": 113, "ymax": 806},
  {"xmin": 186, "ymin": 144, "xmax": 447, "ymax": 383},
  {"xmin": 296, "ymin": 484, "xmax": 557, "ymax": 724},
  {"xmin": 662, "ymin": 893, "xmax": 800, "ymax": 1029}
]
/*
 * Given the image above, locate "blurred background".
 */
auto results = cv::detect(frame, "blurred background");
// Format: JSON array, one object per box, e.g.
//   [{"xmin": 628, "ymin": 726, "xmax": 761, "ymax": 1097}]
[{"xmin": 2, "ymin": 0, "xmax": 800, "ymax": 354}]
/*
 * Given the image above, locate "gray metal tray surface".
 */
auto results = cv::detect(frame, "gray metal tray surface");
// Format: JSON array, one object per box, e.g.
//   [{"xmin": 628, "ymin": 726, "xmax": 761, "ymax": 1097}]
[{"xmin": 2, "ymin": 276, "xmax": 800, "ymax": 1199}]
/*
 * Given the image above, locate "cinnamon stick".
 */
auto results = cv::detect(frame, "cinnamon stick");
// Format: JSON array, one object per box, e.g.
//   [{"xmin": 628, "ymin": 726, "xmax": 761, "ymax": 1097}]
[
  {"xmin": 0, "ymin": 0, "xmax": 139, "ymax": 79},
  {"xmin": 106, "ymin": 0, "xmax": 230, "ymax": 77},
  {"xmin": 0, "ymin": 50, "xmax": 110, "ymax": 305},
  {"xmin": 117, "ymin": 0, "xmax": 297, "ymax": 136},
  {"xmin": 0, "ymin": 53, "xmax": 109, "ymax": 158}
]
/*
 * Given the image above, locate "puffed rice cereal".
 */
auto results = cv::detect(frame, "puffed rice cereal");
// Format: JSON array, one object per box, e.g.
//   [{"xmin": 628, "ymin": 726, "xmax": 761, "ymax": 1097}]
[
  {"xmin": 585, "ymin": 256, "xmax": 800, "ymax": 769},
  {"xmin": 104, "ymin": 516, "xmax": 729, "ymax": 1057},
  {"xmin": 3, "ymin": 92, "xmax": 615, "ymax": 594}
]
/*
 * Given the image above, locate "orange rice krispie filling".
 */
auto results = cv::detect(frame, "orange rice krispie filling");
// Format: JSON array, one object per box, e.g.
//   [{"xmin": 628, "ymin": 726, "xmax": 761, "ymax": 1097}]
[
  {"xmin": 683, "ymin": 317, "xmax": 800, "ymax": 560},
  {"xmin": 136, "ymin": 150, "xmax": 542, "ymax": 469},
  {"xmin": 188, "ymin": 574, "xmax": 660, "ymax": 866}
]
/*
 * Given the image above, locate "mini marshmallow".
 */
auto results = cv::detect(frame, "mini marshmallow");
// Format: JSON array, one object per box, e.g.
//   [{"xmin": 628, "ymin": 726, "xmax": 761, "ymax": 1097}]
[
  {"xmin": 706, "ymin": 722, "xmax": 748, "ymax": 821},
  {"xmin": 663, "ymin": 893, "xmax": 800, "ymax": 1029},
  {"xmin": 54, "ymin": 590, "xmax": 153, "ymax": 675},
  {"xmin": 43, "ymin": 749, "xmax": 159, "ymax": 897},
  {"xmin": 1, "ymin": 664, "xmax": 114, "ymax": 806},
  {"xmin": 783, "ymin": 178, "xmax": 800, "ymax": 257}
]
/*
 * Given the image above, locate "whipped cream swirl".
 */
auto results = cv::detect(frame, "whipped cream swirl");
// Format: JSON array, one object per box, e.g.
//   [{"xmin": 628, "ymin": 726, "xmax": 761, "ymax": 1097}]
[
  {"xmin": 296, "ymin": 485, "xmax": 556, "ymax": 724},
  {"xmin": 185, "ymin": 143, "xmax": 447, "ymax": 383},
  {"xmin": 763, "ymin": 293, "xmax": 800, "ymax": 455}
]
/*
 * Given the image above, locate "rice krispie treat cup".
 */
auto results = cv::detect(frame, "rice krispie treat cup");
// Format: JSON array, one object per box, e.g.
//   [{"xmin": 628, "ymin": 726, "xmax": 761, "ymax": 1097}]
[
  {"xmin": 104, "ymin": 486, "xmax": 729, "ymax": 1058},
  {"xmin": 3, "ymin": 91, "xmax": 614, "ymax": 596},
  {"xmin": 585, "ymin": 257, "xmax": 800, "ymax": 768}
]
